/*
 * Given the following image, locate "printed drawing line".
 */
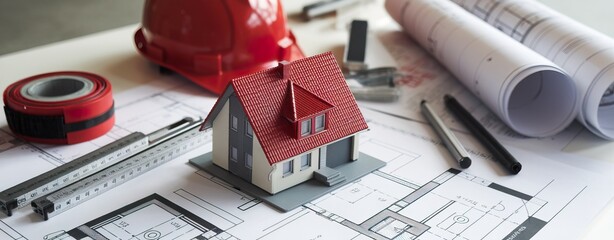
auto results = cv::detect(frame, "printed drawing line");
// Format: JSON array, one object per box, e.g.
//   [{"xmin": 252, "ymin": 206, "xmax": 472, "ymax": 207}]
[
  {"xmin": 535, "ymin": 180, "xmax": 557, "ymax": 200},
  {"xmin": 237, "ymin": 199, "xmax": 262, "ymax": 211},
  {"xmin": 490, "ymin": 4, "xmax": 546, "ymax": 43},
  {"xmin": 372, "ymin": 171, "xmax": 421, "ymax": 190},
  {"xmin": 475, "ymin": 0, "xmax": 499, "ymax": 20},
  {"xmin": 480, "ymin": 198, "xmax": 535, "ymax": 239},
  {"xmin": 306, "ymin": 165, "xmax": 565, "ymax": 240},
  {"xmin": 174, "ymin": 189, "xmax": 244, "ymax": 226},
  {"xmin": 548, "ymin": 186, "xmax": 587, "ymax": 222},
  {"xmin": 423, "ymin": 200, "xmax": 454, "ymax": 223},
  {"xmin": 522, "ymin": 198, "xmax": 532, "ymax": 220},
  {"xmin": 363, "ymin": 106, "xmax": 428, "ymax": 125},
  {"xmin": 259, "ymin": 210, "xmax": 311, "ymax": 235},
  {"xmin": 364, "ymin": 113, "xmax": 498, "ymax": 164},
  {"xmin": 507, "ymin": 200, "xmax": 530, "ymax": 225},
  {"xmin": 437, "ymin": 211, "xmax": 459, "ymax": 230},
  {"xmin": 193, "ymin": 170, "xmax": 258, "ymax": 204},
  {"xmin": 368, "ymin": 142, "xmax": 421, "ymax": 175},
  {"xmin": 113, "ymin": 86, "xmax": 189, "ymax": 110},
  {"xmin": 97, "ymin": 227, "xmax": 121, "ymax": 239},
  {"xmin": 454, "ymin": 206, "xmax": 490, "ymax": 240},
  {"xmin": 428, "ymin": 191, "xmax": 509, "ymax": 224},
  {"xmin": 26, "ymin": 144, "xmax": 64, "ymax": 166},
  {"xmin": 157, "ymin": 93, "xmax": 209, "ymax": 115},
  {"xmin": 331, "ymin": 182, "xmax": 376, "ymax": 204},
  {"xmin": 0, "ymin": 220, "xmax": 26, "ymax": 240},
  {"xmin": 47, "ymin": 193, "xmax": 225, "ymax": 240}
]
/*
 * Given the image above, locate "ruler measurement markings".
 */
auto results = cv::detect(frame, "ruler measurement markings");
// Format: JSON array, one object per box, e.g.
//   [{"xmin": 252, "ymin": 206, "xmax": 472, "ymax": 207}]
[
  {"xmin": 1, "ymin": 117, "xmax": 199, "ymax": 217},
  {"xmin": 22, "ymin": 136, "xmax": 148, "ymax": 202},
  {"xmin": 0, "ymin": 132, "xmax": 149, "ymax": 216},
  {"xmin": 21, "ymin": 137, "xmax": 148, "ymax": 203},
  {"xmin": 32, "ymin": 125, "xmax": 208, "ymax": 220}
]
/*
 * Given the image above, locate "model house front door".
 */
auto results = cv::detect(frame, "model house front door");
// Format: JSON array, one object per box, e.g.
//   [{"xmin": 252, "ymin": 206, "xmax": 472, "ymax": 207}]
[{"xmin": 326, "ymin": 137, "xmax": 352, "ymax": 168}]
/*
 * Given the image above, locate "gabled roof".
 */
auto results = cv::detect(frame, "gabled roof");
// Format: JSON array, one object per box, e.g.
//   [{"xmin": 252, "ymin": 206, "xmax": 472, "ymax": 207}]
[
  {"xmin": 282, "ymin": 80, "xmax": 334, "ymax": 122},
  {"xmin": 202, "ymin": 52, "xmax": 368, "ymax": 165}
]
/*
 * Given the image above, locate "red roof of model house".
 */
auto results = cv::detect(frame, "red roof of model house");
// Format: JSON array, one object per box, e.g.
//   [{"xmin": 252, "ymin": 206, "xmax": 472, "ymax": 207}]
[
  {"xmin": 201, "ymin": 52, "xmax": 368, "ymax": 165},
  {"xmin": 281, "ymin": 79, "xmax": 335, "ymax": 122}
]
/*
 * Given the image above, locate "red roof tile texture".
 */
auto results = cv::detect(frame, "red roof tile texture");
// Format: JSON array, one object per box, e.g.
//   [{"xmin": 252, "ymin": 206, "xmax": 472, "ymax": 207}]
[
  {"xmin": 229, "ymin": 52, "xmax": 368, "ymax": 165},
  {"xmin": 282, "ymin": 81, "xmax": 334, "ymax": 122}
]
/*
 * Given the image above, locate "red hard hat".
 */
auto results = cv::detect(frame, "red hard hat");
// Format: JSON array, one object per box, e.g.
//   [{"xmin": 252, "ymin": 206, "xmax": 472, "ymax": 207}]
[{"xmin": 134, "ymin": 0, "xmax": 305, "ymax": 94}]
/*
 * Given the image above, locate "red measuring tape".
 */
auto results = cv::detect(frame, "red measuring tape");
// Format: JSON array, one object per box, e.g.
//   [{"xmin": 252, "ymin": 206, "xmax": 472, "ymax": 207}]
[{"xmin": 3, "ymin": 71, "xmax": 115, "ymax": 144}]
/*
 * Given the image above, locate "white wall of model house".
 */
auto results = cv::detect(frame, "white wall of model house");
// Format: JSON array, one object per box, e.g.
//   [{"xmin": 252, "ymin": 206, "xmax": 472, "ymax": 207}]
[{"xmin": 211, "ymin": 99, "xmax": 362, "ymax": 194}]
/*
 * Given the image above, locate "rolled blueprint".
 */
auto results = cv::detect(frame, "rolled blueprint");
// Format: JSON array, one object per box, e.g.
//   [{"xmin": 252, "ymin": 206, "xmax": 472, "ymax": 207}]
[
  {"xmin": 451, "ymin": 0, "xmax": 614, "ymax": 139},
  {"xmin": 385, "ymin": 0, "xmax": 579, "ymax": 137}
]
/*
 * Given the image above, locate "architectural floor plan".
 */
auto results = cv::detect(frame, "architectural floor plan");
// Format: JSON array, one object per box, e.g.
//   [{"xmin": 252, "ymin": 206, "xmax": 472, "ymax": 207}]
[
  {"xmin": 307, "ymin": 169, "xmax": 559, "ymax": 240},
  {"xmin": 2, "ymin": 101, "xmax": 605, "ymax": 240},
  {"xmin": 0, "ymin": 25, "xmax": 612, "ymax": 240},
  {"xmin": 45, "ymin": 194, "xmax": 224, "ymax": 240}
]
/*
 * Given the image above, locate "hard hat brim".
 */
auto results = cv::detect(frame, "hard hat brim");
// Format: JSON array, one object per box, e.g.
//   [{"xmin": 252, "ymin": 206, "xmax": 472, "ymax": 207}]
[{"xmin": 134, "ymin": 28, "xmax": 306, "ymax": 95}]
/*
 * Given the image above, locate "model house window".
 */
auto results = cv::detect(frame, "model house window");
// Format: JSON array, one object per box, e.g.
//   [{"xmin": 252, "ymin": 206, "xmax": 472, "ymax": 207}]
[
  {"xmin": 231, "ymin": 115, "xmax": 238, "ymax": 131},
  {"xmin": 301, "ymin": 119, "xmax": 312, "ymax": 136},
  {"xmin": 298, "ymin": 114, "xmax": 327, "ymax": 138},
  {"xmin": 283, "ymin": 160, "xmax": 294, "ymax": 176},
  {"xmin": 246, "ymin": 121, "xmax": 253, "ymax": 137},
  {"xmin": 315, "ymin": 114, "xmax": 325, "ymax": 132},
  {"xmin": 300, "ymin": 153, "xmax": 311, "ymax": 170},
  {"xmin": 245, "ymin": 154, "xmax": 252, "ymax": 169},
  {"xmin": 231, "ymin": 147, "xmax": 238, "ymax": 162}
]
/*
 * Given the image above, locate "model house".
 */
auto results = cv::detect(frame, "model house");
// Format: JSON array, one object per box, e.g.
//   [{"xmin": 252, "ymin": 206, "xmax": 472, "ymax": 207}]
[{"xmin": 200, "ymin": 52, "xmax": 369, "ymax": 194}]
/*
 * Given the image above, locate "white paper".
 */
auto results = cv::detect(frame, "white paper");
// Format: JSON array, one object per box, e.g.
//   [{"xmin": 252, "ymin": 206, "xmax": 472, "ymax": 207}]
[
  {"xmin": 451, "ymin": 0, "xmax": 614, "ymax": 140},
  {"xmin": 0, "ymin": 19, "xmax": 611, "ymax": 240},
  {"xmin": 1, "ymin": 100, "xmax": 611, "ymax": 240},
  {"xmin": 385, "ymin": 0, "xmax": 579, "ymax": 137},
  {"xmin": 361, "ymin": 30, "xmax": 585, "ymax": 149}
]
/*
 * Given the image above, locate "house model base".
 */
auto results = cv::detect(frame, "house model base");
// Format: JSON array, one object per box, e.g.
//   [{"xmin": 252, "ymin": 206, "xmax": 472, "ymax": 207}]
[{"xmin": 189, "ymin": 151, "xmax": 385, "ymax": 212}]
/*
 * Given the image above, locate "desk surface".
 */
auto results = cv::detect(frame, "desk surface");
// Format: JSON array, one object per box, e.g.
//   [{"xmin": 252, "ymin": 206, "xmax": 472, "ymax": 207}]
[{"xmin": 0, "ymin": 0, "xmax": 612, "ymax": 239}]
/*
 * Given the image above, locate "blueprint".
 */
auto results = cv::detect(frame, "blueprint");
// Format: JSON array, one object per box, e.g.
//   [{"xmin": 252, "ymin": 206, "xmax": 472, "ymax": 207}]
[
  {"xmin": 0, "ymin": 76, "xmax": 217, "ymax": 238},
  {"xmin": 451, "ymin": 0, "xmax": 614, "ymax": 140},
  {"xmin": 0, "ymin": 75, "xmax": 611, "ymax": 239},
  {"xmin": 0, "ymin": 8, "xmax": 612, "ymax": 238},
  {"xmin": 359, "ymin": 29, "xmax": 587, "ymax": 153},
  {"xmin": 44, "ymin": 194, "xmax": 223, "ymax": 239},
  {"xmin": 384, "ymin": 0, "xmax": 579, "ymax": 137},
  {"xmin": 359, "ymin": 0, "xmax": 614, "ymax": 178},
  {"xmin": 355, "ymin": 0, "xmax": 614, "ymax": 168}
]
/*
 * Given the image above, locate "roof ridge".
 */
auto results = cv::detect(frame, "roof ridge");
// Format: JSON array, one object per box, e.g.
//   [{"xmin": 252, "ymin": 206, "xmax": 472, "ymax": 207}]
[{"xmin": 282, "ymin": 80, "xmax": 298, "ymax": 121}]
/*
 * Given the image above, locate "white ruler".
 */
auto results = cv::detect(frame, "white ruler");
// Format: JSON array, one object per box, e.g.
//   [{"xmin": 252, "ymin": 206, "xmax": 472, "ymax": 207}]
[
  {"xmin": 0, "ymin": 132, "xmax": 149, "ymax": 216},
  {"xmin": 30, "ymin": 120, "xmax": 207, "ymax": 220}
]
